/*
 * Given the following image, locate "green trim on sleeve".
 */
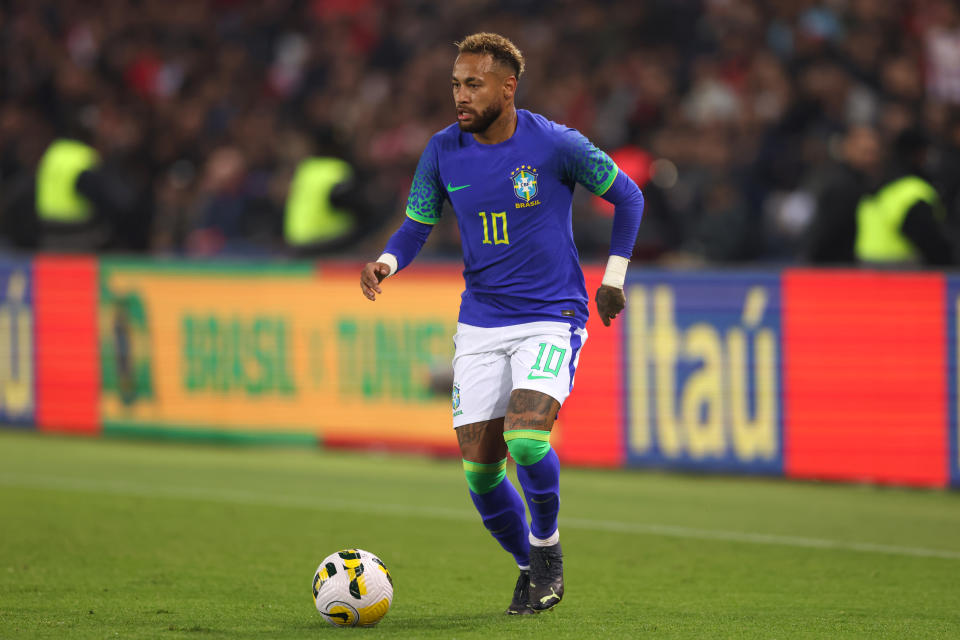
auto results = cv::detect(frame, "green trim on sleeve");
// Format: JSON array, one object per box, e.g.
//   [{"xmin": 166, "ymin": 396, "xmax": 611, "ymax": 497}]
[
  {"xmin": 405, "ymin": 206, "xmax": 439, "ymax": 225},
  {"xmin": 592, "ymin": 165, "xmax": 619, "ymax": 196}
]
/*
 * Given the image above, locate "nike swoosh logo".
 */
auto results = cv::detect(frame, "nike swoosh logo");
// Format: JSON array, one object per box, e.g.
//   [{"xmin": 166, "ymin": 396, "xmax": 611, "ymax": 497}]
[
  {"xmin": 447, "ymin": 183, "xmax": 471, "ymax": 192},
  {"xmin": 527, "ymin": 373, "xmax": 556, "ymax": 380}
]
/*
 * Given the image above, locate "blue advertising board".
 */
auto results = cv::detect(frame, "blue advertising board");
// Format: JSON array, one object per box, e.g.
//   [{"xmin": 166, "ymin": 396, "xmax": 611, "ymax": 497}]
[
  {"xmin": 947, "ymin": 277, "xmax": 960, "ymax": 488},
  {"xmin": 0, "ymin": 259, "xmax": 34, "ymax": 426},
  {"xmin": 623, "ymin": 272, "xmax": 783, "ymax": 474}
]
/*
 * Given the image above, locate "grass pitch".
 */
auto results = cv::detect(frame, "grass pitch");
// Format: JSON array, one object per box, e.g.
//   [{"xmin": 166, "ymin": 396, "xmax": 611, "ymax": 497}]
[{"xmin": 1, "ymin": 431, "xmax": 959, "ymax": 639}]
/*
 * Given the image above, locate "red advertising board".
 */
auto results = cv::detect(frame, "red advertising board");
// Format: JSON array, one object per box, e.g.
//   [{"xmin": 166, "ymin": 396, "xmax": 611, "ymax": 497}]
[
  {"xmin": 34, "ymin": 256, "xmax": 100, "ymax": 435},
  {"xmin": 783, "ymin": 270, "xmax": 947, "ymax": 487},
  {"xmin": 553, "ymin": 266, "xmax": 625, "ymax": 467}
]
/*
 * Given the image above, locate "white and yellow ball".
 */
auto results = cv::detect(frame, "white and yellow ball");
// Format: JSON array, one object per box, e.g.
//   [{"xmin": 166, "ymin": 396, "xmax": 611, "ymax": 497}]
[{"xmin": 312, "ymin": 549, "xmax": 393, "ymax": 627}]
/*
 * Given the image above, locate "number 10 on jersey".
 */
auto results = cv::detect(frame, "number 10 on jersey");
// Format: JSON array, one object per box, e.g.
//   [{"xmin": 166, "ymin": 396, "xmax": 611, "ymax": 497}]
[{"xmin": 478, "ymin": 211, "xmax": 509, "ymax": 245}]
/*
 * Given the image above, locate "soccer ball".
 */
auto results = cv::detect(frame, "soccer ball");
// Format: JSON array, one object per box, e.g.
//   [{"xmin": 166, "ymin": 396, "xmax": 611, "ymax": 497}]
[{"xmin": 312, "ymin": 549, "xmax": 394, "ymax": 627}]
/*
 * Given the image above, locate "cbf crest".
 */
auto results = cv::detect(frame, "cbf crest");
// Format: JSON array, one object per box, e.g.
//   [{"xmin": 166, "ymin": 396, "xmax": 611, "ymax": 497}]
[
  {"xmin": 511, "ymin": 165, "xmax": 538, "ymax": 203},
  {"xmin": 452, "ymin": 383, "xmax": 461, "ymax": 412}
]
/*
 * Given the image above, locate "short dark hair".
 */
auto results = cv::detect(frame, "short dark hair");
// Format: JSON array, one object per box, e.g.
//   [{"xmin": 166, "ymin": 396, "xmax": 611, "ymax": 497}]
[{"xmin": 455, "ymin": 33, "xmax": 525, "ymax": 78}]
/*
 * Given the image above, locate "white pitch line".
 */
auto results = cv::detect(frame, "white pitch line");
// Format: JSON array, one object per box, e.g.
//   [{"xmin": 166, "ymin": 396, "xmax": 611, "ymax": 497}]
[
  {"xmin": 560, "ymin": 517, "xmax": 960, "ymax": 560},
  {"xmin": 2, "ymin": 472, "xmax": 959, "ymax": 561}
]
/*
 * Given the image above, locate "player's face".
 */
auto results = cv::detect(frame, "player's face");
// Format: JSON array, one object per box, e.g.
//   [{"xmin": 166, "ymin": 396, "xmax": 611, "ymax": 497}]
[{"xmin": 452, "ymin": 53, "xmax": 512, "ymax": 133}]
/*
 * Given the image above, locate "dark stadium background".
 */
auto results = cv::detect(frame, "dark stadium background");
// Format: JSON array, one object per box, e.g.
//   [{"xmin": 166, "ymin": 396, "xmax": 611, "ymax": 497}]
[{"xmin": 2, "ymin": 0, "xmax": 959, "ymax": 263}]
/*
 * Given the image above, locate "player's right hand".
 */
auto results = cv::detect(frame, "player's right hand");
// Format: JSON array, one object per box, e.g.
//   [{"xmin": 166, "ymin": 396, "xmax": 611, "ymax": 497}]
[{"xmin": 360, "ymin": 262, "xmax": 391, "ymax": 301}]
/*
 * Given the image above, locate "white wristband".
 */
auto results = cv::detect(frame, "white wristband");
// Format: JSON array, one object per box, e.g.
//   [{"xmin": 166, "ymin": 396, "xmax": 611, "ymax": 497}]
[
  {"xmin": 377, "ymin": 253, "xmax": 398, "ymax": 277},
  {"xmin": 601, "ymin": 255, "xmax": 629, "ymax": 289}
]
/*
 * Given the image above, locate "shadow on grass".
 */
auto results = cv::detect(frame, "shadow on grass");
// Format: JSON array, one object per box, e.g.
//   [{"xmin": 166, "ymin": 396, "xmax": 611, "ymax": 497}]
[
  {"xmin": 380, "ymin": 611, "xmax": 529, "ymax": 632},
  {"xmin": 280, "ymin": 610, "xmax": 547, "ymax": 635}
]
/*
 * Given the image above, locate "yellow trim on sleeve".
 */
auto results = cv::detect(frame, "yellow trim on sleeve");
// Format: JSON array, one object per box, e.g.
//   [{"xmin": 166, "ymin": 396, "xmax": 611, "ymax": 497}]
[
  {"xmin": 405, "ymin": 206, "xmax": 439, "ymax": 225},
  {"xmin": 593, "ymin": 165, "xmax": 619, "ymax": 197}
]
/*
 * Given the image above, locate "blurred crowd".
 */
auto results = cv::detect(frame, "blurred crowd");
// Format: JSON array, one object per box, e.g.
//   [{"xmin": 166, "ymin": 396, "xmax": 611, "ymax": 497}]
[{"xmin": 1, "ymin": 0, "xmax": 959, "ymax": 264}]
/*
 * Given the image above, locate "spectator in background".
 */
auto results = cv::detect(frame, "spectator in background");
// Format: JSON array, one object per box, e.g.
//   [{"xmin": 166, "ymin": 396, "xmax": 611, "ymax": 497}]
[
  {"xmin": 37, "ymin": 135, "xmax": 102, "ymax": 251},
  {"xmin": 804, "ymin": 125, "xmax": 882, "ymax": 264},
  {"xmin": 34, "ymin": 116, "xmax": 147, "ymax": 252},
  {"xmin": 855, "ymin": 127, "xmax": 955, "ymax": 266},
  {"xmin": 185, "ymin": 145, "xmax": 256, "ymax": 256},
  {"xmin": 283, "ymin": 128, "xmax": 386, "ymax": 256},
  {"xmin": 89, "ymin": 102, "xmax": 155, "ymax": 251}
]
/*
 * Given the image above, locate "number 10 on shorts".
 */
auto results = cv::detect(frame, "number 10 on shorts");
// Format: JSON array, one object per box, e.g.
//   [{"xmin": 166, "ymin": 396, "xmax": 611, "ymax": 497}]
[{"xmin": 528, "ymin": 342, "xmax": 566, "ymax": 380}]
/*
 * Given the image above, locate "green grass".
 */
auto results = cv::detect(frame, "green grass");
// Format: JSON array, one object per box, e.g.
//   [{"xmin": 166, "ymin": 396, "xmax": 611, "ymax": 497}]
[{"xmin": 1, "ymin": 430, "xmax": 959, "ymax": 639}]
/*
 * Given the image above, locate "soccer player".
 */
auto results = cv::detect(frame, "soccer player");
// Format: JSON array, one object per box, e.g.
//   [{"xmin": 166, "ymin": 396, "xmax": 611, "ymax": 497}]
[{"xmin": 360, "ymin": 33, "xmax": 644, "ymax": 614}]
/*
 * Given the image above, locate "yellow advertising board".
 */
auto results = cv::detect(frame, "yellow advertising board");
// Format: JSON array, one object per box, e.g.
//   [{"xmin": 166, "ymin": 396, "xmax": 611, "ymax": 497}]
[{"xmin": 99, "ymin": 260, "xmax": 462, "ymax": 448}]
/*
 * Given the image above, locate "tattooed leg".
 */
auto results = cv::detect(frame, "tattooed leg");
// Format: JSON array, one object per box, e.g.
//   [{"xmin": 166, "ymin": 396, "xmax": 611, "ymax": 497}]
[
  {"xmin": 504, "ymin": 389, "xmax": 562, "ymax": 542},
  {"xmin": 456, "ymin": 418, "xmax": 506, "ymax": 463},
  {"xmin": 504, "ymin": 389, "xmax": 560, "ymax": 433}
]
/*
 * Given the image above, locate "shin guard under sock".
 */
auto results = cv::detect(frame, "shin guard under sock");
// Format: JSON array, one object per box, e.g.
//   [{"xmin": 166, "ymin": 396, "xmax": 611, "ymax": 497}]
[
  {"xmin": 514, "ymin": 447, "xmax": 561, "ymax": 540},
  {"xmin": 465, "ymin": 461, "xmax": 530, "ymax": 567}
]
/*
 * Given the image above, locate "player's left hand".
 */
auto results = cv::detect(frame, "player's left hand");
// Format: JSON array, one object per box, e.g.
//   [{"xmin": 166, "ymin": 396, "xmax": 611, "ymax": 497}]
[{"xmin": 595, "ymin": 285, "xmax": 625, "ymax": 327}]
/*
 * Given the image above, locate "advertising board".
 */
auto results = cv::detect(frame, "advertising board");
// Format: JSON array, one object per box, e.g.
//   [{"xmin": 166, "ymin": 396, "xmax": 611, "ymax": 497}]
[
  {"xmin": 0, "ymin": 259, "xmax": 34, "ymax": 426},
  {"xmin": 98, "ymin": 260, "xmax": 462, "ymax": 449},
  {"xmin": 783, "ymin": 270, "xmax": 947, "ymax": 487},
  {"xmin": 623, "ymin": 272, "xmax": 784, "ymax": 474}
]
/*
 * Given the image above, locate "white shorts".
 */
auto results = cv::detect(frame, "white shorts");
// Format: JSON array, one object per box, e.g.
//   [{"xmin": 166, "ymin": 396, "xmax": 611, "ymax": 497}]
[{"xmin": 451, "ymin": 321, "xmax": 588, "ymax": 428}]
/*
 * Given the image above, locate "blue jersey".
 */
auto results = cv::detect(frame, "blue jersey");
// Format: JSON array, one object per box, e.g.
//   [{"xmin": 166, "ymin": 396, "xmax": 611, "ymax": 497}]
[{"xmin": 406, "ymin": 110, "xmax": 619, "ymax": 328}]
